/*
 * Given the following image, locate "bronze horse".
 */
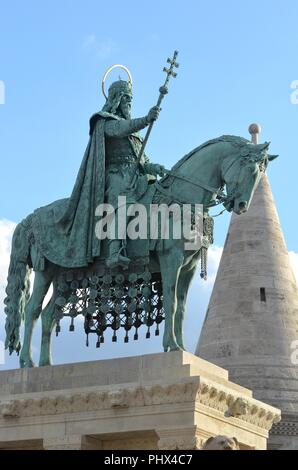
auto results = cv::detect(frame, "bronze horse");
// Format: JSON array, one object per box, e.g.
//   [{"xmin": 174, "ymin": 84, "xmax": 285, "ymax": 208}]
[{"xmin": 4, "ymin": 136, "xmax": 276, "ymax": 367}]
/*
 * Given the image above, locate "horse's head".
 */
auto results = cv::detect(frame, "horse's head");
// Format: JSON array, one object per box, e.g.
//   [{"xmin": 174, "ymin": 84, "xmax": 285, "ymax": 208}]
[{"xmin": 222, "ymin": 141, "xmax": 277, "ymax": 214}]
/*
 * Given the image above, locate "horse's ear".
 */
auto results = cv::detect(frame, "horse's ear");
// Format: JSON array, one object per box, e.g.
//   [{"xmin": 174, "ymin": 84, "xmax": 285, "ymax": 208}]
[
  {"xmin": 255, "ymin": 141, "xmax": 270, "ymax": 151},
  {"xmin": 268, "ymin": 154, "xmax": 278, "ymax": 161}
]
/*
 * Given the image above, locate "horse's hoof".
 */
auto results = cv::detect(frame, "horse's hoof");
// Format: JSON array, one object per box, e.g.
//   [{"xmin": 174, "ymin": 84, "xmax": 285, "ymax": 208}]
[
  {"xmin": 163, "ymin": 341, "xmax": 182, "ymax": 352},
  {"xmin": 170, "ymin": 346, "xmax": 183, "ymax": 352},
  {"xmin": 164, "ymin": 347, "xmax": 182, "ymax": 352},
  {"xmin": 39, "ymin": 360, "xmax": 52, "ymax": 367},
  {"xmin": 20, "ymin": 358, "xmax": 36, "ymax": 368}
]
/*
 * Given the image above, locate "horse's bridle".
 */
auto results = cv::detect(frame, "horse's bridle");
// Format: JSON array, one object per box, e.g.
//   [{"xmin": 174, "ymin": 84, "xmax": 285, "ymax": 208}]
[{"xmin": 158, "ymin": 154, "xmax": 242, "ymax": 209}]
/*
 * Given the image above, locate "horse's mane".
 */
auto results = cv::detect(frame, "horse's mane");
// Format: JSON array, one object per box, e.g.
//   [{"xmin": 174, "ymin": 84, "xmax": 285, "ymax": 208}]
[{"xmin": 171, "ymin": 135, "xmax": 250, "ymax": 172}]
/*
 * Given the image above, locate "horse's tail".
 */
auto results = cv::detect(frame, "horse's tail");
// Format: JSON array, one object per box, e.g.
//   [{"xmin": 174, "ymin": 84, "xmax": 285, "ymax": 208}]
[{"xmin": 4, "ymin": 216, "xmax": 33, "ymax": 355}]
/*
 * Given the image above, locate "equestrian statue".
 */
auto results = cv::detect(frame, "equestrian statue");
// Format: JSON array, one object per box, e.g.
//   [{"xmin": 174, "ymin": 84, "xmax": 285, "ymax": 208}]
[{"xmin": 4, "ymin": 53, "xmax": 277, "ymax": 367}]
